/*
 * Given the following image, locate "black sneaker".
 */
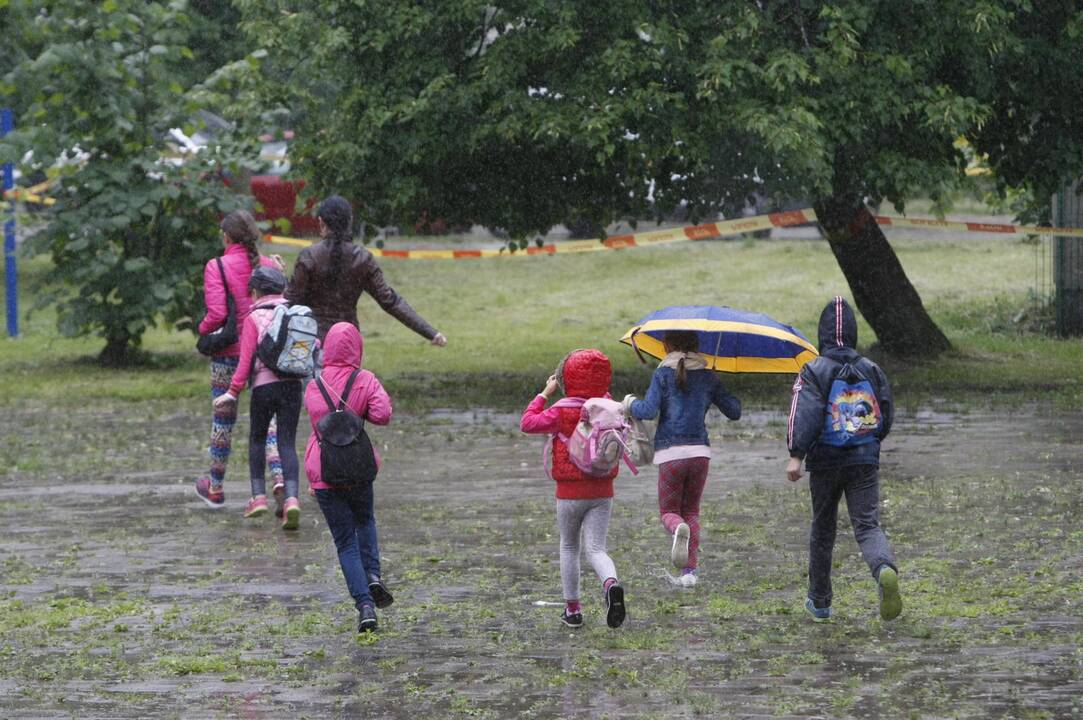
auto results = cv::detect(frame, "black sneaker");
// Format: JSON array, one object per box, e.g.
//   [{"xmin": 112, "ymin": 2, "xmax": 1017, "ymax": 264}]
[
  {"xmin": 560, "ymin": 609, "xmax": 583, "ymax": 628},
  {"xmin": 605, "ymin": 583, "xmax": 626, "ymax": 628},
  {"xmin": 358, "ymin": 604, "xmax": 377, "ymax": 633},
  {"xmin": 368, "ymin": 577, "xmax": 395, "ymax": 609}
]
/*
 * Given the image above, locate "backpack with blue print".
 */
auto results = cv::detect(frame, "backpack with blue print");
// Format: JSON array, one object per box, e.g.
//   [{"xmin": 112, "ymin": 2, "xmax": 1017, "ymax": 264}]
[{"xmin": 820, "ymin": 361, "xmax": 882, "ymax": 447}]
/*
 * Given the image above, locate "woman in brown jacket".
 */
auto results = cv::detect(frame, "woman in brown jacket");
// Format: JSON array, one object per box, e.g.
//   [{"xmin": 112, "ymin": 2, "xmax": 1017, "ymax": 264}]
[{"xmin": 284, "ymin": 195, "xmax": 447, "ymax": 347}]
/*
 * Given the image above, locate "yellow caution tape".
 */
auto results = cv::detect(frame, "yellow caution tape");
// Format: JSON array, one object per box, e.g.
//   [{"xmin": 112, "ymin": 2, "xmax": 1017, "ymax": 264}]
[
  {"xmin": 263, "ymin": 207, "xmax": 1083, "ymax": 258},
  {"xmin": 874, "ymin": 215, "xmax": 1083, "ymax": 238},
  {"xmin": 263, "ymin": 209, "xmax": 814, "ymax": 258}
]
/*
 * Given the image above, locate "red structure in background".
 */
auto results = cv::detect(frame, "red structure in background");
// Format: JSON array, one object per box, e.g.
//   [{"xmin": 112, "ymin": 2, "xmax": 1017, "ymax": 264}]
[
  {"xmin": 249, "ymin": 130, "xmax": 320, "ymax": 237},
  {"xmin": 250, "ymin": 175, "xmax": 319, "ymax": 236}
]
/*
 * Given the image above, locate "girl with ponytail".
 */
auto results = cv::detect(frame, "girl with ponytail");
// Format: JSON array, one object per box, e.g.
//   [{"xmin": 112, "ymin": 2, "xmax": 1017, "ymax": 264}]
[
  {"xmin": 284, "ymin": 195, "xmax": 447, "ymax": 346},
  {"xmin": 194, "ymin": 210, "xmax": 287, "ymax": 511},
  {"xmin": 626, "ymin": 330, "xmax": 742, "ymax": 587}
]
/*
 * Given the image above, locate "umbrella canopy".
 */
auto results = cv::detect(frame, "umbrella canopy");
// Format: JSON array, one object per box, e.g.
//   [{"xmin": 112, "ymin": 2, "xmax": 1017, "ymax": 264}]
[{"xmin": 620, "ymin": 305, "xmax": 818, "ymax": 373}]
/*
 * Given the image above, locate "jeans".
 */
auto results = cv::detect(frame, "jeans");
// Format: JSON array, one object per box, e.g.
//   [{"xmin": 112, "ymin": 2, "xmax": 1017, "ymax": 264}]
[
  {"xmin": 808, "ymin": 464, "xmax": 897, "ymax": 608},
  {"xmin": 248, "ymin": 381, "xmax": 302, "ymax": 499},
  {"xmin": 315, "ymin": 483, "xmax": 382, "ymax": 610}
]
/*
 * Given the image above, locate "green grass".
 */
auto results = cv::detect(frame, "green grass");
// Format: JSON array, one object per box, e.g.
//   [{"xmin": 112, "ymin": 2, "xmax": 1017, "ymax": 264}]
[{"xmin": 1, "ymin": 226, "xmax": 1077, "ymax": 410}]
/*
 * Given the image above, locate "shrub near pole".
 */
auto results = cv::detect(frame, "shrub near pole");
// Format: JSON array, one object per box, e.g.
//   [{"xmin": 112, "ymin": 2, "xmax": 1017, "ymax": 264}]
[{"xmin": 2, "ymin": 108, "xmax": 15, "ymax": 339}]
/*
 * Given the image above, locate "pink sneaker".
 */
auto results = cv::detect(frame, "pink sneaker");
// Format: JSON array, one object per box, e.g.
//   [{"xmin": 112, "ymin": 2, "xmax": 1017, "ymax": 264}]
[
  {"xmin": 272, "ymin": 483, "xmax": 285, "ymax": 519},
  {"xmin": 244, "ymin": 495, "xmax": 269, "ymax": 518},
  {"xmin": 194, "ymin": 477, "xmax": 225, "ymax": 508},
  {"xmin": 282, "ymin": 497, "xmax": 300, "ymax": 530}
]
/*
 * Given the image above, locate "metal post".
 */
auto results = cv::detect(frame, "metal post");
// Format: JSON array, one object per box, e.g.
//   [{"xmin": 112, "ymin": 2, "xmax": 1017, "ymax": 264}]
[{"xmin": 2, "ymin": 108, "xmax": 16, "ymax": 338}]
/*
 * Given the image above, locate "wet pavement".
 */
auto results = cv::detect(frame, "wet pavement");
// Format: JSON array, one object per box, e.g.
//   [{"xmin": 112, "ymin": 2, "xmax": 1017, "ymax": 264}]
[{"xmin": 0, "ymin": 400, "xmax": 1080, "ymax": 718}]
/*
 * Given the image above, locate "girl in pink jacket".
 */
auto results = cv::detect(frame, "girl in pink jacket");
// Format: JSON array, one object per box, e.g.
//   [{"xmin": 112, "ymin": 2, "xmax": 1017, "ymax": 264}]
[
  {"xmin": 195, "ymin": 210, "xmax": 285, "ymax": 509},
  {"xmin": 305, "ymin": 322, "xmax": 393, "ymax": 633},
  {"xmin": 214, "ymin": 267, "xmax": 303, "ymax": 530}
]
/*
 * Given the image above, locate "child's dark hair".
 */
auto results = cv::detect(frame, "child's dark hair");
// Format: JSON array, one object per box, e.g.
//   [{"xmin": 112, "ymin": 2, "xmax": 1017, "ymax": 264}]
[
  {"xmin": 220, "ymin": 210, "xmax": 262, "ymax": 269},
  {"xmin": 248, "ymin": 266, "xmax": 287, "ymax": 297},
  {"xmin": 663, "ymin": 330, "xmax": 699, "ymax": 392}
]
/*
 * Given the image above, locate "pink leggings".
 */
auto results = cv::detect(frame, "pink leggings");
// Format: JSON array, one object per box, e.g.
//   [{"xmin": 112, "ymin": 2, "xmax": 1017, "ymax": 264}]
[{"xmin": 658, "ymin": 457, "xmax": 710, "ymax": 569}]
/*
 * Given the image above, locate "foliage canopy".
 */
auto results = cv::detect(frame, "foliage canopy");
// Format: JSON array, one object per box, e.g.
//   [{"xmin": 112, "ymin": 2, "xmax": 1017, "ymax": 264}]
[
  {"xmin": 235, "ymin": 0, "xmax": 1064, "ymax": 233},
  {"xmin": 1, "ymin": 0, "xmax": 260, "ymax": 363}
]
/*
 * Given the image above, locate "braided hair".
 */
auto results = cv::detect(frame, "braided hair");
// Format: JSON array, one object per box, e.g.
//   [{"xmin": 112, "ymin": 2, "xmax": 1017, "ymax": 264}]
[
  {"xmin": 219, "ymin": 210, "xmax": 261, "ymax": 268},
  {"xmin": 317, "ymin": 195, "xmax": 354, "ymax": 280},
  {"xmin": 662, "ymin": 330, "xmax": 699, "ymax": 391}
]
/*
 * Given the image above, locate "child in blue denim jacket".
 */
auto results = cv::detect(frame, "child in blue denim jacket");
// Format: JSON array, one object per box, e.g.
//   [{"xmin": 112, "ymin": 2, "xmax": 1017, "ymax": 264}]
[{"xmin": 626, "ymin": 331, "xmax": 741, "ymax": 586}]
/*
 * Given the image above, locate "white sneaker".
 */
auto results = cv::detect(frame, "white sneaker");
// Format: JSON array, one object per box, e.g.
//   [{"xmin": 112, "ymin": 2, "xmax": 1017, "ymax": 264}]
[
  {"xmin": 670, "ymin": 523, "xmax": 690, "ymax": 568},
  {"xmin": 679, "ymin": 572, "xmax": 698, "ymax": 588}
]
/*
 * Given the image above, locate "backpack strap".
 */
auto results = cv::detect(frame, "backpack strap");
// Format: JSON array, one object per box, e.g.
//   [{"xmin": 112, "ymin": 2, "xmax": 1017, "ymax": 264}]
[
  {"xmin": 340, "ymin": 369, "xmax": 361, "ymax": 411},
  {"xmin": 549, "ymin": 396, "xmax": 586, "ymax": 445},
  {"xmin": 316, "ymin": 368, "xmax": 361, "ymax": 412},
  {"xmin": 215, "ymin": 258, "xmax": 235, "ymax": 313},
  {"xmin": 315, "ymin": 377, "xmax": 337, "ymax": 413}
]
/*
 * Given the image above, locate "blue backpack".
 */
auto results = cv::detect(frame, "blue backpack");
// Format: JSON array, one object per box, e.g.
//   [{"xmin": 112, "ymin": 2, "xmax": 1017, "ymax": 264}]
[{"xmin": 820, "ymin": 361, "xmax": 882, "ymax": 447}]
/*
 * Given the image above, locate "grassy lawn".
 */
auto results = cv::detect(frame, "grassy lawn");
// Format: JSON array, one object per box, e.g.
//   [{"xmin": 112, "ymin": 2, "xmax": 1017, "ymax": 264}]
[
  {"xmin": 1, "ymin": 224, "xmax": 1075, "ymax": 411},
  {"xmin": 2, "ymin": 217, "xmax": 1081, "ymax": 718}
]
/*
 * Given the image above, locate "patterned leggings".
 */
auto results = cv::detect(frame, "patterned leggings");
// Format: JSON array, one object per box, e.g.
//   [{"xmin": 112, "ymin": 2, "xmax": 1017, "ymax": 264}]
[
  {"xmin": 657, "ymin": 457, "xmax": 710, "ymax": 570},
  {"xmin": 208, "ymin": 357, "xmax": 282, "ymax": 491}
]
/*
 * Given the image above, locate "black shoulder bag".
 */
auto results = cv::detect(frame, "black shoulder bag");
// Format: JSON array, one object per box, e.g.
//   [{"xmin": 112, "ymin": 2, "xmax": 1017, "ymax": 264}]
[
  {"xmin": 196, "ymin": 258, "xmax": 239, "ymax": 356},
  {"xmin": 314, "ymin": 370, "xmax": 378, "ymax": 486}
]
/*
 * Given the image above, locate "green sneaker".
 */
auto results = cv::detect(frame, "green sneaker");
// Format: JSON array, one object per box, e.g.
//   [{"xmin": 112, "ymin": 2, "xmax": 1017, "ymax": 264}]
[{"xmin": 878, "ymin": 565, "xmax": 902, "ymax": 620}]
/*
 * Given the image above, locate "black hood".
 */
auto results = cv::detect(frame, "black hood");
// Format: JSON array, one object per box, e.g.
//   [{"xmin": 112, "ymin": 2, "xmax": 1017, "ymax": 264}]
[{"xmin": 817, "ymin": 296, "xmax": 858, "ymax": 352}]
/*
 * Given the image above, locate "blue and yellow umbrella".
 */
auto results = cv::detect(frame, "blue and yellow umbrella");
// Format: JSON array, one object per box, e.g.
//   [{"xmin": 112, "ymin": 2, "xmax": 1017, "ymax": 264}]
[{"xmin": 620, "ymin": 305, "xmax": 818, "ymax": 373}]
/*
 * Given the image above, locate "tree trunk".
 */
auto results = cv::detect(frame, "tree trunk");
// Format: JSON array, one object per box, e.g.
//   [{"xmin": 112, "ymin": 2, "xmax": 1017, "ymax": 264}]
[
  {"xmin": 99, "ymin": 334, "xmax": 139, "ymax": 367},
  {"xmin": 814, "ymin": 196, "xmax": 951, "ymax": 356}
]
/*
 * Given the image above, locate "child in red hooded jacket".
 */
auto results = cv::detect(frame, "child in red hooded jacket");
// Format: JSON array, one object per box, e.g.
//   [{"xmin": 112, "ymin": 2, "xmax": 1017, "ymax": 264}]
[{"xmin": 520, "ymin": 349, "xmax": 627, "ymax": 629}]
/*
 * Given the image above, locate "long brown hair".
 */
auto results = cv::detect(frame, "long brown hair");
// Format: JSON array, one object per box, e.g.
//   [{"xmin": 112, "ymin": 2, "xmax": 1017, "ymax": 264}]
[
  {"xmin": 663, "ymin": 330, "xmax": 699, "ymax": 391},
  {"xmin": 220, "ymin": 210, "xmax": 261, "ymax": 268}
]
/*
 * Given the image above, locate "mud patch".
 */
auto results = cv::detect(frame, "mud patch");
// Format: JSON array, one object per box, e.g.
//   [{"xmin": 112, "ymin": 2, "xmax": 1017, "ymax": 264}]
[{"xmin": 0, "ymin": 399, "xmax": 1081, "ymax": 718}]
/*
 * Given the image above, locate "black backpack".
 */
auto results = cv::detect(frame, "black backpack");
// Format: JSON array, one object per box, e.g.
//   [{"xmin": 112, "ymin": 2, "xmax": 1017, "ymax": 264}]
[{"xmin": 314, "ymin": 370, "xmax": 378, "ymax": 486}]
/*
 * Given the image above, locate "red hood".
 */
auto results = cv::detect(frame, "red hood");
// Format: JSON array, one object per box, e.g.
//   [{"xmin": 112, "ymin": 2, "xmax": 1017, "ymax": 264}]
[{"xmin": 560, "ymin": 349, "xmax": 611, "ymax": 398}]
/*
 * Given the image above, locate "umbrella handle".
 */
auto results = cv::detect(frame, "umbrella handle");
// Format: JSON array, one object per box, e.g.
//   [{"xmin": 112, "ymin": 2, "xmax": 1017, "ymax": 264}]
[{"xmin": 630, "ymin": 328, "xmax": 648, "ymax": 365}]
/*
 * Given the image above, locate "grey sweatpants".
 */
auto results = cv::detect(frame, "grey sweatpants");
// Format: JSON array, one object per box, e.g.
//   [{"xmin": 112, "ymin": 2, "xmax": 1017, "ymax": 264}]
[
  {"xmin": 556, "ymin": 498, "xmax": 618, "ymax": 601},
  {"xmin": 808, "ymin": 464, "xmax": 897, "ymax": 608}
]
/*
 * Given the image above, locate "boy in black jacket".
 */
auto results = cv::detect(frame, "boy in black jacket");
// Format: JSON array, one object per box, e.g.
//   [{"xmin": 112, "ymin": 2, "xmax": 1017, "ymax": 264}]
[{"xmin": 785, "ymin": 296, "xmax": 901, "ymax": 622}]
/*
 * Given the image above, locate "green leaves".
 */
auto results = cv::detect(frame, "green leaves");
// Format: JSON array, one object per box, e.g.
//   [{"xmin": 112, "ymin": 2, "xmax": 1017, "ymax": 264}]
[
  {"xmin": 230, "ymin": 0, "xmax": 1052, "ymax": 236},
  {"xmin": 3, "ymin": 0, "xmax": 257, "ymax": 360}
]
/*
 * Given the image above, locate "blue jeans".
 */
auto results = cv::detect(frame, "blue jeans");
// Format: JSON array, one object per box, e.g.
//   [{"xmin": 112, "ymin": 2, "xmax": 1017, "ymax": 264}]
[
  {"xmin": 315, "ymin": 484, "xmax": 382, "ymax": 610},
  {"xmin": 808, "ymin": 464, "xmax": 897, "ymax": 608}
]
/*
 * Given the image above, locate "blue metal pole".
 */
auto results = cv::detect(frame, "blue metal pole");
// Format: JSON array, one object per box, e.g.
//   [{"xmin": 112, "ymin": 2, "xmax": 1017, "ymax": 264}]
[{"xmin": 2, "ymin": 108, "xmax": 16, "ymax": 338}]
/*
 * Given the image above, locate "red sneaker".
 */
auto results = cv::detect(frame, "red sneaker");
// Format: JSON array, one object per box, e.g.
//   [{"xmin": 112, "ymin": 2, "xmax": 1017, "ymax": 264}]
[{"xmin": 195, "ymin": 477, "xmax": 225, "ymax": 509}]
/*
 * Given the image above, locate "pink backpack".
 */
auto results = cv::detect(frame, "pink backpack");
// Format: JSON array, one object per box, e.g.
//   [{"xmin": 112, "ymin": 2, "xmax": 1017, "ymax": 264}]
[{"xmin": 543, "ymin": 397, "xmax": 638, "ymax": 479}]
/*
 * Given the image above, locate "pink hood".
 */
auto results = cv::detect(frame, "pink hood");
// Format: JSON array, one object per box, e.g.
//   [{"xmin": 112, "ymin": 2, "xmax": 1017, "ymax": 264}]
[{"xmin": 304, "ymin": 323, "xmax": 392, "ymax": 489}]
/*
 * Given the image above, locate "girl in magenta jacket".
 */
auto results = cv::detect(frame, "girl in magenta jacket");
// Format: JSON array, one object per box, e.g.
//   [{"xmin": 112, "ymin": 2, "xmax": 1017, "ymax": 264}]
[
  {"xmin": 194, "ymin": 210, "xmax": 285, "ymax": 510},
  {"xmin": 305, "ymin": 322, "xmax": 393, "ymax": 633}
]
